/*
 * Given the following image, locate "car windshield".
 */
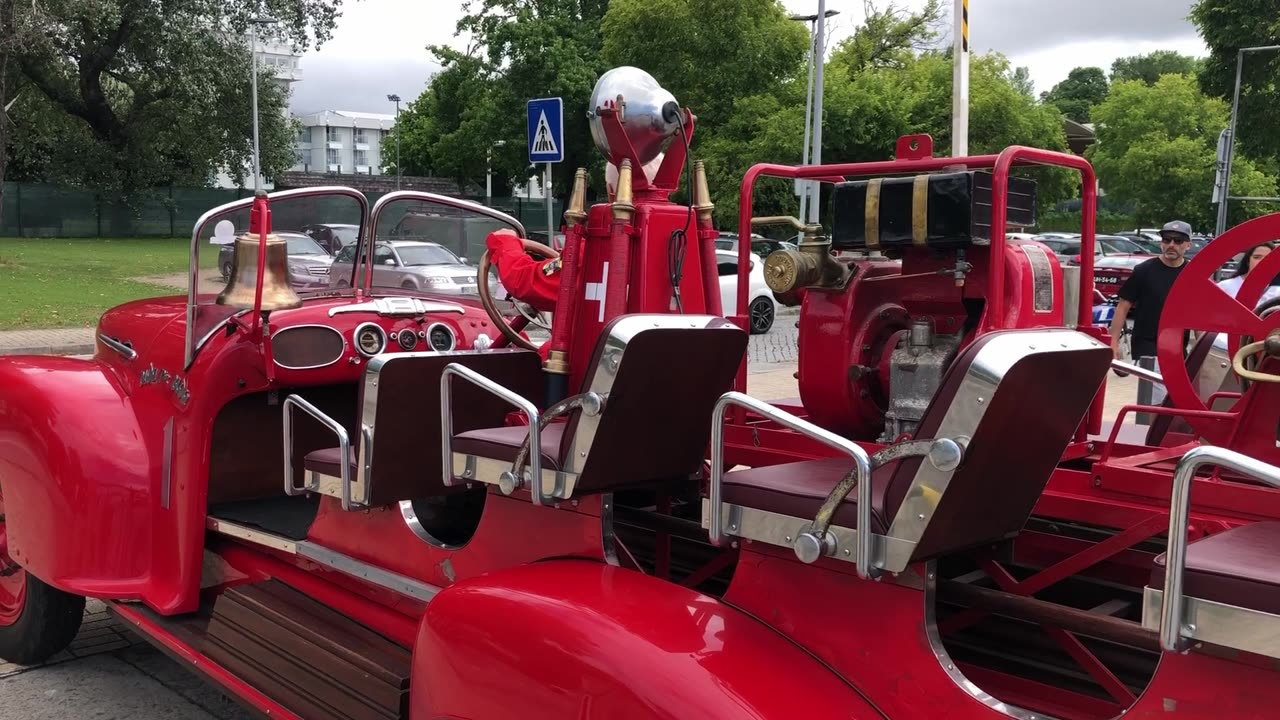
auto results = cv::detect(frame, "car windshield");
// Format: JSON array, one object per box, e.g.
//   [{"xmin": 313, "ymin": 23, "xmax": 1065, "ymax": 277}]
[
  {"xmin": 397, "ymin": 244, "xmax": 461, "ymax": 266},
  {"xmin": 285, "ymin": 236, "xmax": 328, "ymax": 255}
]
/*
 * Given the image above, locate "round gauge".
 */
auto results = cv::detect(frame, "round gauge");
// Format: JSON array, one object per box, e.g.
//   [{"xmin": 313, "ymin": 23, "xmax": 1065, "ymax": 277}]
[
  {"xmin": 353, "ymin": 322, "xmax": 387, "ymax": 357},
  {"xmin": 427, "ymin": 323, "xmax": 456, "ymax": 352},
  {"xmin": 396, "ymin": 328, "xmax": 418, "ymax": 350}
]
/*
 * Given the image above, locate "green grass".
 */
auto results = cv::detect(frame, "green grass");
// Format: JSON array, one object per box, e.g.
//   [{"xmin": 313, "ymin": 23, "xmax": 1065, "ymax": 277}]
[{"xmin": 0, "ymin": 237, "xmax": 191, "ymax": 330}]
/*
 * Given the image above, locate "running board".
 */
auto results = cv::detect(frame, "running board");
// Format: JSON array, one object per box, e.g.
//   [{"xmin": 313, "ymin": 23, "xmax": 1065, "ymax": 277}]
[
  {"xmin": 205, "ymin": 580, "xmax": 411, "ymax": 720},
  {"xmin": 207, "ymin": 516, "xmax": 440, "ymax": 603}
]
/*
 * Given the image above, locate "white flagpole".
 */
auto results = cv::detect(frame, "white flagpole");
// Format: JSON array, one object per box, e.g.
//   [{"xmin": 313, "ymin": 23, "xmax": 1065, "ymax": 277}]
[{"xmin": 952, "ymin": 0, "xmax": 970, "ymax": 157}]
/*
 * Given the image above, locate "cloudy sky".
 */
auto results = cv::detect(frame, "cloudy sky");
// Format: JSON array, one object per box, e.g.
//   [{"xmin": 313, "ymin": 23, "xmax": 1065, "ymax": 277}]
[{"xmin": 288, "ymin": 0, "xmax": 1206, "ymax": 115}]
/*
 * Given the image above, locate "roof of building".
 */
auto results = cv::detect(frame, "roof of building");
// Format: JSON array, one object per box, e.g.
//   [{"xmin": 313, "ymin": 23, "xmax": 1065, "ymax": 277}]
[{"xmin": 294, "ymin": 110, "xmax": 396, "ymax": 131}]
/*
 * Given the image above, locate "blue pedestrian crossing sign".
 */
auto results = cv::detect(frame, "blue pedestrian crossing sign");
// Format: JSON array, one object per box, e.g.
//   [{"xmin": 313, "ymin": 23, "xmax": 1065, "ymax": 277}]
[{"xmin": 527, "ymin": 97, "xmax": 564, "ymax": 164}]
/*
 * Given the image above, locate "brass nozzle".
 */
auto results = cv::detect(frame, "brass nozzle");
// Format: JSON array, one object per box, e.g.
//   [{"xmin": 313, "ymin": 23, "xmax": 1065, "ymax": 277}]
[
  {"xmin": 612, "ymin": 159, "xmax": 635, "ymax": 222},
  {"xmin": 693, "ymin": 160, "xmax": 714, "ymax": 222},
  {"xmin": 544, "ymin": 350, "xmax": 570, "ymax": 375},
  {"xmin": 564, "ymin": 169, "xmax": 587, "ymax": 227}
]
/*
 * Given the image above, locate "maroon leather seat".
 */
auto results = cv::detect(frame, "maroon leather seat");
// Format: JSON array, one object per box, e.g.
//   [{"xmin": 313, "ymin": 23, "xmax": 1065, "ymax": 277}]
[
  {"xmin": 721, "ymin": 329, "xmax": 1112, "ymax": 563},
  {"xmin": 451, "ymin": 316, "xmax": 748, "ymax": 497},
  {"xmin": 1151, "ymin": 521, "xmax": 1280, "ymax": 615},
  {"xmin": 304, "ymin": 446, "xmax": 356, "ymax": 478}
]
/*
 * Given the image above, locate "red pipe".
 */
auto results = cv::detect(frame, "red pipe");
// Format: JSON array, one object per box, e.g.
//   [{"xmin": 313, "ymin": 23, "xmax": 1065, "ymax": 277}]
[
  {"xmin": 548, "ymin": 224, "xmax": 586, "ymax": 356},
  {"xmin": 249, "ymin": 194, "xmax": 271, "ymax": 336},
  {"xmin": 604, "ymin": 215, "xmax": 632, "ymax": 319},
  {"xmin": 698, "ymin": 226, "xmax": 723, "ymax": 316}
]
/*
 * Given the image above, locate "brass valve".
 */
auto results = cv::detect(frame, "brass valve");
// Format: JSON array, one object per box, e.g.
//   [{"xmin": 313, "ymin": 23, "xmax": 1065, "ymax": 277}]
[{"xmin": 750, "ymin": 215, "xmax": 850, "ymax": 301}]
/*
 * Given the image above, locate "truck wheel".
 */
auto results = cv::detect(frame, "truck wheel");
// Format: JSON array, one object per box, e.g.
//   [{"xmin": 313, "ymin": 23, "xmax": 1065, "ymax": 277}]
[
  {"xmin": 0, "ymin": 488, "xmax": 85, "ymax": 665},
  {"xmin": 749, "ymin": 297, "xmax": 774, "ymax": 335}
]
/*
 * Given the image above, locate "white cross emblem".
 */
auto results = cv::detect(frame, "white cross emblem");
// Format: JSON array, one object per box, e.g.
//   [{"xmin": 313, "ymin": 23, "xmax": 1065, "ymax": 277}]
[{"xmin": 584, "ymin": 262, "xmax": 609, "ymax": 322}]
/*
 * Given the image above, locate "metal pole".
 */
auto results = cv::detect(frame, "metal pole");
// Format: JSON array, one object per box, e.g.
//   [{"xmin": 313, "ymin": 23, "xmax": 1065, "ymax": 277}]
[
  {"xmin": 545, "ymin": 162, "xmax": 554, "ymax": 245},
  {"xmin": 394, "ymin": 100, "xmax": 401, "ymax": 189},
  {"xmin": 952, "ymin": 0, "xmax": 969, "ymax": 157},
  {"xmin": 808, "ymin": 0, "xmax": 827, "ymax": 224},
  {"xmin": 799, "ymin": 22, "xmax": 816, "ymax": 222},
  {"xmin": 1215, "ymin": 45, "xmax": 1280, "ymax": 236},
  {"xmin": 486, "ymin": 146, "xmax": 493, "ymax": 203},
  {"xmin": 250, "ymin": 21, "xmax": 261, "ymax": 193}
]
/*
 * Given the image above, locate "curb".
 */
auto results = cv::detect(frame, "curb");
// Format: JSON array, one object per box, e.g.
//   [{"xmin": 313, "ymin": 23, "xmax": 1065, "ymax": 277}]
[{"xmin": 0, "ymin": 344, "xmax": 96, "ymax": 357}]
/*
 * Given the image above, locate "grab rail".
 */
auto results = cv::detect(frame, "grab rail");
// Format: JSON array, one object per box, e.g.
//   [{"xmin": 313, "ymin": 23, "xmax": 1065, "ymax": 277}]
[
  {"xmin": 282, "ymin": 395, "xmax": 355, "ymax": 511},
  {"xmin": 1159, "ymin": 446, "xmax": 1280, "ymax": 651},
  {"xmin": 439, "ymin": 363, "xmax": 547, "ymax": 505},
  {"xmin": 709, "ymin": 391, "xmax": 876, "ymax": 579}
]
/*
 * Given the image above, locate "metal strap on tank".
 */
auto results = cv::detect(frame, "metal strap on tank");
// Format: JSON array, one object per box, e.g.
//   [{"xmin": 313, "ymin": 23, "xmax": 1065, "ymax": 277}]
[
  {"xmin": 1159, "ymin": 446, "xmax": 1280, "ymax": 652},
  {"xmin": 912, "ymin": 174, "xmax": 929, "ymax": 245},
  {"xmin": 864, "ymin": 178, "xmax": 882, "ymax": 249}
]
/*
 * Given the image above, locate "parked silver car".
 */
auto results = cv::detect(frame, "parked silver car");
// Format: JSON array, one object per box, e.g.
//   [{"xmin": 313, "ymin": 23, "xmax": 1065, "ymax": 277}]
[
  {"xmin": 327, "ymin": 239, "xmax": 503, "ymax": 296},
  {"xmin": 218, "ymin": 231, "xmax": 334, "ymax": 291}
]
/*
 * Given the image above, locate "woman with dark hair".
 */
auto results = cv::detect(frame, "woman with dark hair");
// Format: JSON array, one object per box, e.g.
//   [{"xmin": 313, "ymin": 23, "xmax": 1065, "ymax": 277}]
[{"xmin": 1218, "ymin": 242, "xmax": 1277, "ymax": 297}]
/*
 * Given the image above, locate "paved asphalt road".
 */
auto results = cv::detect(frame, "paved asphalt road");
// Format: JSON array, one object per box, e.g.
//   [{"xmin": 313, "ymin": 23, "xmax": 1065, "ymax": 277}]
[{"xmin": 0, "ymin": 317, "xmax": 802, "ymax": 719}]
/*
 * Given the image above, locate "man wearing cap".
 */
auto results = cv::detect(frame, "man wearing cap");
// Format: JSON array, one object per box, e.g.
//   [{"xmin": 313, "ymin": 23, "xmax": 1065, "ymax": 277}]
[{"xmin": 1108, "ymin": 220, "xmax": 1193, "ymax": 362}]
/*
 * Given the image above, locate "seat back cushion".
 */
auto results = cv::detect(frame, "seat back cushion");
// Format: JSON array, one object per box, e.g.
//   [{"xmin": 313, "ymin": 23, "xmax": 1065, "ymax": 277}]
[
  {"xmin": 882, "ymin": 329, "xmax": 1111, "ymax": 561},
  {"xmin": 569, "ymin": 317, "xmax": 748, "ymax": 494},
  {"xmin": 363, "ymin": 348, "xmax": 543, "ymax": 505}
]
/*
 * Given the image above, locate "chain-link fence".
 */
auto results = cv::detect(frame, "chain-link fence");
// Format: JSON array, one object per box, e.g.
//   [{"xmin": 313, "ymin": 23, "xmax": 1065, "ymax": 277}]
[{"xmin": 0, "ymin": 182, "xmax": 561, "ymax": 239}]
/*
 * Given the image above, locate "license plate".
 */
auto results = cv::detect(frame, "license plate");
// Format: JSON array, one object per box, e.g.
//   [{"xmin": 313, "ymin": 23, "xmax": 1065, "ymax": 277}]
[{"xmin": 1096, "ymin": 276, "xmax": 1121, "ymax": 284}]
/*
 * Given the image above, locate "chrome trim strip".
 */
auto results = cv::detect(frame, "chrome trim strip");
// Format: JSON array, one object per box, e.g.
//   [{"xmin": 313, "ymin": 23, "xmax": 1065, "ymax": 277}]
[
  {"xmin": 1143, "ymin": 587, "xmax": 1280, "ymax": 660},
  {"xmin": 924, "ymin": 561, "xmax": 1048, "ymax": 719},
  {"xmin": 206, "ymin": 517, "xmax": 300, "ymax": 554},
  {"xmin": 205, "ymin": 517, "xmax": 442, "ymax": 602},
  {"xmin": 440, "ymin": 363, "xmax": 546, "ymax": 504},
  {"xmin": 99, "ymin": 334, "xmax": 138, "ymax": 361},
  {"xmin": 185, "ymin": 186, "xmax": 369, "ymax": 368},
  {"xmin": 1157, "ymin": 446, "xmax": 1280, "ymax": 652},
  {"xmin": 270, "ymin": 324, "xmax": 347, "ymax": 370},
  {"xmin": 451, "ymin": 453, "xmax": 577, "ymax": 496},
  {"xmin": 700, "ymin": 500, "xmax": 915, "ymax": 570},
  {"xmin": 160, "ymin": 417, "xmax": 174, "ymax": 509},
  {"xmin": 708, "ymin": 390, "xmax": 876, "ymax": 578},
  {"xmin": 297, "ymin": 542, "xmax": 441, "ymax": 603},
  {"xmin": 328, "ymin": 297, "xmax": 466, "ymax": 317}
]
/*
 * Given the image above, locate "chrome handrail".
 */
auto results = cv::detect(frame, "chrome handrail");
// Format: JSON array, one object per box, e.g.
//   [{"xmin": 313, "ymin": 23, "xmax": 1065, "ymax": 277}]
[
  {"xmin": 1160, "ymin": 446, "xmax": 1280, "ymax": 651},
  {"xmin": 440, "ymin": 363, "xmax": 546, "ymax": 505},
  {"xmin": 1111, "ymin": 359, "xmax": 1164, "ymax": 386},
  {"xmin": 282, "ymin": 395, "xmax": 355, "ymax": 511},
  {"xmin": 709, "ymin": 391, "xmax": 876, "ymax": 579}
]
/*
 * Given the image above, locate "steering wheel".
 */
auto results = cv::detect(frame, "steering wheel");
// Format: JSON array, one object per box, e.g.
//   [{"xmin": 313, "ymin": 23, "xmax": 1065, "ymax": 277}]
[
  {"xmin": 1157, "ymin": 212, "xmax": 1280, "ymax": 445},
  {"xmin": 477, "ymin": 238, "xmax": 560, "ymax": 352}
]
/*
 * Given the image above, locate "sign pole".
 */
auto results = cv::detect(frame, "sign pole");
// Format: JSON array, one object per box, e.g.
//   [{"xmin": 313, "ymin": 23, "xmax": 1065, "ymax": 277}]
[
  {"xmin": 545, "ymin": 162, "xmax": 554, "ymax": 246},
  {"xmin": 952, "ymin": 0, "xmax": 969, "ymax": 157}
]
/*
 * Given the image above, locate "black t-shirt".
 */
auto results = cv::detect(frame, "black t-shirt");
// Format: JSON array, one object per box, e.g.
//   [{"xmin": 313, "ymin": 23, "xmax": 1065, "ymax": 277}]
[{"xmin": 1117, "ymin": 257, "xmax": 1184, "ymax": 343}]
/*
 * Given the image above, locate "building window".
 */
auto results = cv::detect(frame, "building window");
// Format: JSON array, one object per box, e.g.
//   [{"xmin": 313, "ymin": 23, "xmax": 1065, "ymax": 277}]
[
  {"xmin": 326, "ymin": 126, "xmax": 339, "ymax": 144},
  {"xmin": 354, "ymin": 150, "xmax": 369, "ymax": 167},
  {"xmin": 354, "ymin": 129, "xmax": 369, "ymax": 145},
  {"xmin": 294, "ymin": 149, "xmax": 306, "ymax": 165},
  {"xmin": 326, "ymin": 148, "xmax": 339, "ymax": 166},
  {"xmin": 296, "ymin": 127, "xmax": 310, "ymax": 144}
]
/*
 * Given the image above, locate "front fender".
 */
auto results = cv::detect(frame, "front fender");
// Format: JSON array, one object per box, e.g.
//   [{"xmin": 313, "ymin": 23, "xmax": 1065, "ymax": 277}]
[
  {"xmin": 411, "ymin": 559, "xmax": 884, "ymax": 720},
  {"xmin": 0, "ymin": 356, "xmax": 157, "ymax": 597}
]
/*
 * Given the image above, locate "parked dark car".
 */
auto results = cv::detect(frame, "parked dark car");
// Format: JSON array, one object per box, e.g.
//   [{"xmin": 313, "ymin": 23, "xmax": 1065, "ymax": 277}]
[{"xmin": 300, "ymin": 223, "xmax": 361, "ymax": 255}]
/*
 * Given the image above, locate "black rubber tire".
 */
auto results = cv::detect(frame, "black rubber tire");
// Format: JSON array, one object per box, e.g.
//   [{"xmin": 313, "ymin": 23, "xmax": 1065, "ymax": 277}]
[
  {"xmin": 0, "ymin": 573, "xmax": 85, "ymax": 665},
  {"xmin": 220, "ymin": 262, "xmax": 233, "ymax": 281},
  {"xmin": 749, "ymin": 296, "xmax": 775, "ymax": 335}
]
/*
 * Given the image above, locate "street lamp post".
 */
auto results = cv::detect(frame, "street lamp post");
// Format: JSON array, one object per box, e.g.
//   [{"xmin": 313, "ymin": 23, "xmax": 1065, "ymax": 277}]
[
  {"xmin": 248, "ymin": 16, "xmax": 279, "ymax": 193},
  {"xmin": 789, "ymin": 7, "xmax": 838, "ymax": 224},
  {"xmin": 1215, "ymin": 44, "xmax": 1280, "ymax": 236},
  {"xmin": 486, "ymin": 139, "xmax": 507, "ymax": 204},
  {"xmin": 387, "ymin": 93, "xmax": 402, "ymax": 190}
]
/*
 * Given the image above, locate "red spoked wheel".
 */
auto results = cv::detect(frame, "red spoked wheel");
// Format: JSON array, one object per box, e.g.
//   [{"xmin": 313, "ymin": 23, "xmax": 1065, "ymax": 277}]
[
  {"xmin": 1158, "ymin": 213, "xmax": 1280, "ymax": 449},
  {"xmin": 0, "ymin": 482, "xmax": 84, "ymax": 664},
  {"xmin": 0, "ymin": 487, "xmax": 25, "ymax": 627}
]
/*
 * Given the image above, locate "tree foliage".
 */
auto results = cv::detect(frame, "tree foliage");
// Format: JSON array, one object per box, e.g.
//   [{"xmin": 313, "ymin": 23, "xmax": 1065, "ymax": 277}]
[
  {"xmin": 1087, "ymin": 74, "xmax": 1276, "ymax": 230},
  {"xmin": 1042, "ymin": 66, "xmax": 1108, "ymax": 123},
  {"xmin": 1191, "ymin": 0, "xmax": 1280, "ymax": 167},
  {"xmin": 6, "ymin": 0, "xmax": 340, "ymax": 193},
  {"xmin": 1110, "ymin": 50, "xmax": 1200, "ymax": 85}
]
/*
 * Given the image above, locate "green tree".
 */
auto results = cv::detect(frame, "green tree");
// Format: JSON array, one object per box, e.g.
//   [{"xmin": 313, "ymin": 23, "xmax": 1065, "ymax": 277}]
[
  {"xmin": 1087, "ymin": 74, "xmax": 1276, "ymax": 229},
  {"xmin": 1110, "ymin": 50, "xmax": 1201, "ymax": 84},
  {"xmin": 1191, "ymin": 0, "xmax": 1280, "ymax": 166},
  {"xmin": 8, "ymin": 0, "xmax": 340, "ymax": 193},
  {"xmin": 1043, "ymin": 66, "xmax": 1109, "ymax": 123}
]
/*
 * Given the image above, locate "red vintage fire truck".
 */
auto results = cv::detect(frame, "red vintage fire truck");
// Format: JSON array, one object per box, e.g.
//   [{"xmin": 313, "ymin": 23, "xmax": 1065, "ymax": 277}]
[{"xmin": 2, "ymin": 66, "xmax": 1280, "ymax": 720}]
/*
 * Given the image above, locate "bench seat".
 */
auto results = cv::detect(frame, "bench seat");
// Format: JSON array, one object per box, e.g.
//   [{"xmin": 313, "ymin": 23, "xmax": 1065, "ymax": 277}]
[
  {"xmin": 452, "ymin": 424, "xmax": 566, "ymax": 470},
  {"xmin": 722, "ymin": 458, "xmax": 896, "ymax": 534},
  {"xmin": 304, "ymin": 446, "xmax": 356, "ymax": 479},
  {"xmin": 1152, "ymin": 521, "xmax": 1280, "ymax": 615}
]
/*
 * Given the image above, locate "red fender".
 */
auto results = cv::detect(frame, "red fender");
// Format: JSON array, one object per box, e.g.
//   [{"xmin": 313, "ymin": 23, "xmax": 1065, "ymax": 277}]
[
  {"xmin": 411, "ymin": 559, "xmax": 885, "ymax": 720},
  {"xmin": 0, "ymin": 356, "xmax": 158, "ymax": 599}
]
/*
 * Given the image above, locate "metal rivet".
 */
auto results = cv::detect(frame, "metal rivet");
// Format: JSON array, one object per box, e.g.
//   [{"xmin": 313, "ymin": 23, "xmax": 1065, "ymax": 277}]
[
  {"xmin": 843, "ymin": 549, "xmax": 851, "ymax": 556},
  {"xmin": 784, "ymin": 535, "xmax": 792, "ymax": 543},
  {"xmin": 976, "ymin": 397, "xmax": 984, "ymax": 404},
  {"xmin": 917, "ymin": 513, "xmax": 925, "ymax": 520},
  {"xmin": 730, "ymin": 524, "xmax": 738, "ymax": 531}
]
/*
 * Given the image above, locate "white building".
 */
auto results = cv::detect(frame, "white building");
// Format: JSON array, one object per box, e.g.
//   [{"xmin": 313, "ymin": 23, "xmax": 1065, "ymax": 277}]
[
  {"xmin": 213, "ymin": 36, "xmax": 304, "ymax": 189},
  {"xmin": 290, "ymin": 111, "xmax": 396, "ymax": 176}
]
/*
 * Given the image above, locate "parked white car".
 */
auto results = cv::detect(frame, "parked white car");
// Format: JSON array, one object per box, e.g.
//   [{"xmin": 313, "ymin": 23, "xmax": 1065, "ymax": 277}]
[{"xmin": 716, "ymin": 249, "xmax": 779, "ymax": 334}]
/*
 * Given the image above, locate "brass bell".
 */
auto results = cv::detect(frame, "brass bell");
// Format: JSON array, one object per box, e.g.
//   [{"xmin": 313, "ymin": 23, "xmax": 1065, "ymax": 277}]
[{"xmin": 216, "ymin": 231, "xmax": 303, "ymax": 311}]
